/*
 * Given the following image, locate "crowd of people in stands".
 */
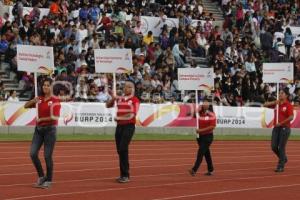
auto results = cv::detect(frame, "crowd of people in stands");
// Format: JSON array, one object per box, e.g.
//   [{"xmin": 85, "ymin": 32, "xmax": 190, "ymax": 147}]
[{"xmin": 0, "ymin": 0, "xmax": 299, "ymax": 106}]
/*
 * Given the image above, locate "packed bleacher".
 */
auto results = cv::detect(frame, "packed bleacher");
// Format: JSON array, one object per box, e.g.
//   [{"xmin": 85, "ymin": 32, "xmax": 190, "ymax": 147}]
[{"xmin": 0, "ymin": 0, "xmax": 299, "ymax": 106}]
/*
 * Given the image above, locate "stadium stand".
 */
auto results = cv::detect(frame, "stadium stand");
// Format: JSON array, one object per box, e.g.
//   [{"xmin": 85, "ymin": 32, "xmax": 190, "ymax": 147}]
[{"xmin": 0, "ymin": 0, "xmax": 299, "ymax": 106}]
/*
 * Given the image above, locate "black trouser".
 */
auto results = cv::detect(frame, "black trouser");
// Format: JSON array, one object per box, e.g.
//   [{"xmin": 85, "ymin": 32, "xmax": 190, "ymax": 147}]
[
  {"xmin": 30, "ymin": 126, "xmax": 57, "ymax": 182},
  {"xmin": 286, "ymin": 45, "xmax": 291, "ymax": 58},
  {"xmin": 115, "ymin": 124, "xmax": 135, "ymax": 178},
  {"xmin": 271, "ymin": 127, "xmax": 291, "ymax": 169},
  {"xmin": 192, "ymin": 134, "xmax": 214, "ymax": 172}
]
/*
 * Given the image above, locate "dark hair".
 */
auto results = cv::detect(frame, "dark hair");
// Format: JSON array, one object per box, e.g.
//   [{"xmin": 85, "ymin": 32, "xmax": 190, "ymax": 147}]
[
  {"xmin": 281, "ymin": 88, "xmax": 290, "ymax": 97},
  {"xmin": 10, "ymin": 90, "xmax": 16, "ymax": 96},
  {"xmin": 125, "ymin": 79, "xmax": 135, "ymax": 86},
  {"xmin": 285, "ymin": 27, "xmax": 292, "ymax": 35},
  {"xmin": 40, "ymin": 78, "xmax": 53, "ymax": 96},
  {"xmin": 202, "ymin": 96, "xmax": 214, "ymax": 112}
]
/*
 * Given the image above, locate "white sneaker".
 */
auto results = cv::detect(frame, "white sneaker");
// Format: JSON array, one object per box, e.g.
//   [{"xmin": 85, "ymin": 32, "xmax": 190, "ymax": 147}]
[
  {"xmin": 37, "ymin": 181, "xmax": 52, "ymax": 189},
  {"xmin": 33, "ymin": 177, "xmax": 46, "ymax": 187}
]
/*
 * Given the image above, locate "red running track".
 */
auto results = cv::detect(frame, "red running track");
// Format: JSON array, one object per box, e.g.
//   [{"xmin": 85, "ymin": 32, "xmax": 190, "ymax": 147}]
[{"xmin": 0, "ymin": 141, "xmax": 300, "ymax": 200}]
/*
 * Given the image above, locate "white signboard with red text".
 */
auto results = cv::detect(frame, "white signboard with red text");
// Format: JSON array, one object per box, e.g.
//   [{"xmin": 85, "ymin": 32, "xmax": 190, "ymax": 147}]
[
  {"xmin": 94, "ymin": 49, "xmax": 133, "ymax": 73},
  {"xmin": 17, "ymin": 45, "xmax": 54, "ymax": 74},
  {"xmin": 178, "ymin": 68, "xmax": 214, "ymax": 91},
  {"xmin": 263, "ymin": 63, "xmax": 294, "ymax": 83}
]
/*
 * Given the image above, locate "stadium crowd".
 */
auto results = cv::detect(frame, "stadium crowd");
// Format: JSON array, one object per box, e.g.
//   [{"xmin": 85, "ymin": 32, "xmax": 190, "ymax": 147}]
[{"xmin": 0, "ymin": 0, "xmax": 299, "ymax": 106}]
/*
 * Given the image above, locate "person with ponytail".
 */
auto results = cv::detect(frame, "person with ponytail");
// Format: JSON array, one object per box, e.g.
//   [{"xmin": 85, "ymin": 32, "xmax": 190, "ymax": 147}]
[{"xmin": 24, "ymin": 78, "xmax": 61, "ymax": 188}]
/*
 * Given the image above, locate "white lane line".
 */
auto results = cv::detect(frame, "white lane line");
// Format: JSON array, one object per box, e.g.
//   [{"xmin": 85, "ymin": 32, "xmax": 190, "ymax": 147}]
[
  {"xmin": 0, "ymin": 143, "xmax": 299, "ymax": 150},
  {"xmin": 1, "ymin": 165, "xmax": 300, "ymax": 188},
  {"xmin": 0, "ymin": 147, "xmax": 275, "ymax": 154},
  {"xmin": 0, "ymin": 147, "xmax": 287, "ymax": 154},
  {"xmin": 2, "ymin": 153, "xmax": 300, "ymax": 168},
  {"xmin": 151, "ymin": 183, "xmax": 300, "ymax": 200},
  {"xmin": 1, "ymin": 152, "xmax": 300, "ymax": 162},
  {"xmin": 4, "ymin": 173, "xmax": 300, "ymax": 200},
  {"xmin": 1, "ymin": 159, "xmax": 300, "ymax": 177}
]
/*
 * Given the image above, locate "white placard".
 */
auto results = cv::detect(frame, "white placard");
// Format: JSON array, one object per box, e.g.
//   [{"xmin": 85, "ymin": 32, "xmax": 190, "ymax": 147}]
[
  {"xmin": 17, "ymin": 45, "xmax": 54, "ymax": 74},
  {"xmin": 94, "ymin": 49, "xmax": 133, "ymax": 73},
  {"xmin": 263, "ymin": 63, "xmax": 294, "ymax": 83},
  {"xmin": 178, "ymin": 68, "xmax": 214, "ymax": 91}
]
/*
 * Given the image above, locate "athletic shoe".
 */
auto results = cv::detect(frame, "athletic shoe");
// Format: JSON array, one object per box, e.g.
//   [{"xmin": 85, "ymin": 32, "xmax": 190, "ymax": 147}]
[
  {"xmin": 117, "ymin": 177, "xmax": 130, "ymax": 183},
  {"xmin": 33, "ymin": 177, "xmax": 46, "ymax": 187},
  {"xmin": 37, "ymin": 181, "xmax": 52, "ymax": 189},
  {"xmin": 275, "ymin": 168, "xmax": 284, "ymax": 173},
  {"xmin": 204, "ymin": 172, "xmax": 213, "ymax": 176},
  {"xmin": 188, "ymin": 169, "xmax": 196, "ymax": 177}
]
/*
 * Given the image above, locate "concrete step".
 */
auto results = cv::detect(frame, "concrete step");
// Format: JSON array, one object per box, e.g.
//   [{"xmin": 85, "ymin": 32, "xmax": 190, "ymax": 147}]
[
  {"xmin": 0, "ymin": 62, "xmax": 10, "ymax": 71},
  {"xmin": 0, "ymin": 70, "xmax": 6, "ymax": 75},
  {"xmin": 19, "ymin": 97, "xmax": 30, "ymax": 101},
  {"xmin": 3, "ymin": 83, "xmax": 19, "ymax": 88},
  {"xmin": 1, "ymin": 78, "xmax": 17, "ymax": 83},
  {"xmin": 203, "ymin": 0, "xmax": 224, "ymax": 20},
  {"xmin": 204, "ymin": 5, "xmax": 219, "ymax": 9},
  {"xmin": 19, "ymin": 92, "xmax": 31, "ymax": 97},
  {"xmin": 4, "ymin": 87, "xmax": 24, "ymax": 92},
  {"xmin": 0, "ymin": 74, "xmax": 9, "ymax": 79}
]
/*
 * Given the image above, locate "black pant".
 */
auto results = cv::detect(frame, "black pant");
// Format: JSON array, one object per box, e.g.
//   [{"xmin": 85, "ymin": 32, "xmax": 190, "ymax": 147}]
[
  {"xmin": 115, "ymin": 124, "xmax": 135, "ymax": 178},
  {"xmin": 192, "ymin": 134, "xmax": 214, "ymax": 172},
  {"xmin": 30, "ymin": 126, "xmax": 57, "ymax": 182},
  {"xmin": 286, "ymin": 45, "xmax": 291, "ymax": 58},
  {"xmin": 271, "ymin": 127, "xmax": 291, "ymax": 168}
]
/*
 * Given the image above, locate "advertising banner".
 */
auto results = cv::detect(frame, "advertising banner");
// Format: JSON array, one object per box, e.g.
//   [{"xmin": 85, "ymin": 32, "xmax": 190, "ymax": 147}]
[{"xmin": 1, "ymin": 102, "xmax": 299, "ymax": 128}]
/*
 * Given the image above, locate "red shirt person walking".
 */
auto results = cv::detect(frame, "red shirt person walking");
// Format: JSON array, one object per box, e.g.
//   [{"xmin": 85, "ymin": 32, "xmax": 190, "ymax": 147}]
[
  {"xmin": 24, "ymin": 78, "xmax": 61, "ymax": 189},
  {"xmin": 189, "ymin": 97, "xmax": 216, "ymax": 176},
  {"xmin": 106, "ymin": 80, "xmax": 140, "ymax": 183},
  {"xmin": 264, "ymin": 89, "xmax": 294, "ymax": 172}
]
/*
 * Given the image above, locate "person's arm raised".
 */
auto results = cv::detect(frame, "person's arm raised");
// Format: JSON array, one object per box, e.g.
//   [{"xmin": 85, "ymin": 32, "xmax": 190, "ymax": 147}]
[
  {"xmin": 24, "ymin": 97, "xmax": 39, "ymax": 109},
  {"xmin": 263, "ymin": 100, "xmax": 278, "ymax": 107}
]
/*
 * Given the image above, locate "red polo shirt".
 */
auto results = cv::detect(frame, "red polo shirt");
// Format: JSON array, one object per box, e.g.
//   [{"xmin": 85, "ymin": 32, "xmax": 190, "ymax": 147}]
[
  {"xmin": 274, "ymin": 100, "xmax": 294, "ymax": 128},
  {"xmin": 198, "ymin": 111, "xmax": 216, "ymax": 135},
  {"xmin": 37, "ymin": 96, "xmax": 61, "ymax": 126},
  {"xmin": 116, "ymin": 96, "xmax": 140, "ymax": 125}
]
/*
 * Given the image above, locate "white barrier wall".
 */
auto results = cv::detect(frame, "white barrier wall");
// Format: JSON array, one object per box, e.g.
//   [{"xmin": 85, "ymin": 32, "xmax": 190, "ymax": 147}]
[{"xmin": 1, "ymin": 102, "xmax": 299, "ymax": 128}]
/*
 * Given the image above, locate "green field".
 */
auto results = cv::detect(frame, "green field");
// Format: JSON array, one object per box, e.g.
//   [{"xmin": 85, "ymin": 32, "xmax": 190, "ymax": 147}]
[{"xmin": 0, "ymin": 133, "xmax": 300, "ymax": 142}]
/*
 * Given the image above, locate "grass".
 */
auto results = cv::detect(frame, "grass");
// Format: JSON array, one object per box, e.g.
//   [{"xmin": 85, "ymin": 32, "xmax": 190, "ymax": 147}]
[{"xmin": 0, "ymin": 133, "xmax": 300, "ymax": 142}]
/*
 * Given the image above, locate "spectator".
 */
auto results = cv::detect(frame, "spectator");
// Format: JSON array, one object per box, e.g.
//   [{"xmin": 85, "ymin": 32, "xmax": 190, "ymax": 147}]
[
  {"xmin": 96, "ymin": 86, "xmax": 111, "ymax": 103},
  {"xmin": 88, "ymin": 85, "xmax": 99, "ymax": 102},
  {"xmin": 143, "ymin": 31, "xmax": 154, "ymax": 46},
  {"xmin": 0, "ymin": 0, "xmax": 299, "ymax": 105},
  {"xmin": 97, "ymin": 12, "xmax": 112, "ymax": 41},
  {"xmin": 49, "ymin": 0, "xmax": 61, "ymax": 17},
  {"xmin": 151, "ymin": 74, "xmax": 162, "ymax": 89},
  {"xmin": 88, "ymin": 3, "xmax": 100, "ymax": 24},
  {"xmin": 7, "ymin": 90, "xmax": 19, "ymax": 102},
  {"xmin": 75, "ymin": 77, "xmax": 88, "ymax": 102},
  {"xmin": 79, "ymin": 4, "xmax": 89, "ymax": 22},
  {"xmin": 284, "ymin": 28, "xmax": 293, "ymax": 58},
  {"xmin": 0, "ymin": 82, "xmax": 5, "ymax": 101}
]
